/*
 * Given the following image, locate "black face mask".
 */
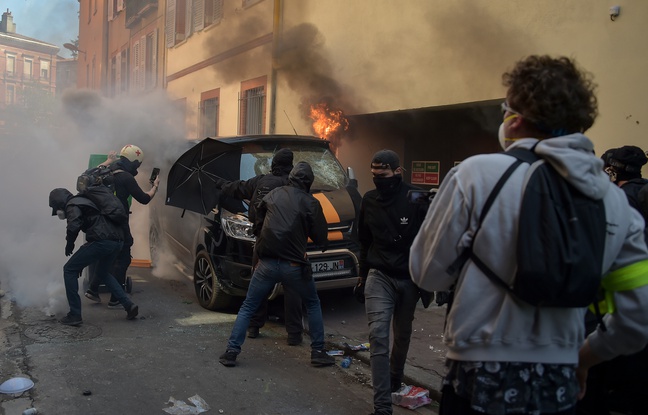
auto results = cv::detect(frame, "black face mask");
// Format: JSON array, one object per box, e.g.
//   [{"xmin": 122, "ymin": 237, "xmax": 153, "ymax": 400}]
[{"xmin": 373, "ymin": 175, "xmax": 402, "ymax": 197}]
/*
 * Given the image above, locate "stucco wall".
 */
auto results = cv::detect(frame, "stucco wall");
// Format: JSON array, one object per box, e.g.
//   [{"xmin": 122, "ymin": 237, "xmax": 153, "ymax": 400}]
[{"xmin": 279, "ymin": 0, "xmax": 647, "ymax": 159}]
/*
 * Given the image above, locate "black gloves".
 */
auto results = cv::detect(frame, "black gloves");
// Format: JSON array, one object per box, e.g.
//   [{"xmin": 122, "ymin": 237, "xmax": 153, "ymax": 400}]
[
  {"xmin": 353, "ymin": 280, "xmax": 365, "ymax": 304},
  {"xmin": 65, "ymin": 242, "xmax": 75, "ymax": 256}
]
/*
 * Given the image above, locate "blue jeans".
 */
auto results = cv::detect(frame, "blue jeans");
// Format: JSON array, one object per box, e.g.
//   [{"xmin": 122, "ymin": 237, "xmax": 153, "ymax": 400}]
[
  {"xmin": 226, "ymin": 258, "xmax": 325, "ymax": 354},
  {"xmin": 63, "ymin": 239, "xmax": 133, "ymax": 316},
  {"xmin": 365, "ymin": 269, "xmax": 420, "ymax": 415}
]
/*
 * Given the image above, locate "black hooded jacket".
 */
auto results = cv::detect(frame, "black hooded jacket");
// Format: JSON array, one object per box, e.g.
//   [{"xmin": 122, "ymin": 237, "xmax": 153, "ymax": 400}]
[
  {"xmin": 357, "ymin": 179, "xmax": 426, "ymax": 280},
  {"xmin": 111, "ymin": 158, "xmax": 152, "ymax": 213},
  {"xmin": 49, "ymin": 188, "xmax": 124, "ymax": 244},
  {"xmin": 218, "ymin": 149, "xmax": 293, "ymax": 236},
  {"xmin": 254, "ymin": 162, "xmax": 328, "ymax": 264}
]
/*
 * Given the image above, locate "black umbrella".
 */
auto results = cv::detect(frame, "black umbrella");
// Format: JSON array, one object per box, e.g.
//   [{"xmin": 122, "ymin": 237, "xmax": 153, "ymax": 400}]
[{"xmin": 166, "ymin": 138, "xmax": 242, "ymax": 215}]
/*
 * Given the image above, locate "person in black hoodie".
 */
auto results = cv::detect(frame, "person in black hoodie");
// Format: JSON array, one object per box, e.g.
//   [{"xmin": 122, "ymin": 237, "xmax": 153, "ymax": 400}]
[
  {"xmin": 85, "ymin": 144, "xmax": 160, "ymax": 307},
  {"xmin": 216, "ymin": 148, "xmax": 304, "ymax": 344},
  {"xmin": 354, "ymin": 150, "xmax": 426, "ymax": 415},
  {"xmin": 49, "ymin": 188, "xmax": 139, "ymax": 326},
  {"xmin": 218, "ymin": 161, "xmax": 335, "ymax": 368}
]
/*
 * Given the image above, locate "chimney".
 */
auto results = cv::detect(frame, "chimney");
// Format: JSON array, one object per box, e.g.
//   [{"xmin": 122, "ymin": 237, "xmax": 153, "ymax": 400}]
[{"xmin": 1, "ymin": 9, "xmax": 17, "ymax": 33}]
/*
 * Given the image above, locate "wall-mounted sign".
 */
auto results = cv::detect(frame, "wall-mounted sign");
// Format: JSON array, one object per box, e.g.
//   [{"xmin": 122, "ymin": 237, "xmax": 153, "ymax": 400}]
[{"xmin": 411, "ymin": 161, "xmax": 440, "ymax": 185}]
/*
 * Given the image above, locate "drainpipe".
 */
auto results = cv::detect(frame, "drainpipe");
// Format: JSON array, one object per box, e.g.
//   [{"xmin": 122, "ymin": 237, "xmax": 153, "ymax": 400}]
[
  {"xmin": 102, "ymin": 0, "xmax": 109, "ymax": 95},
  {"xmin": 269, "ymin": 0, "xmax": 282, "ymax": 134}
]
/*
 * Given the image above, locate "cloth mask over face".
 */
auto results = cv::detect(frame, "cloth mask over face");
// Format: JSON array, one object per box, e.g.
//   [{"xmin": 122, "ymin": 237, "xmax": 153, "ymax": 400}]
[{"xmin": 373, "ymin": 175, "xmax": 402, "ymax": 198}]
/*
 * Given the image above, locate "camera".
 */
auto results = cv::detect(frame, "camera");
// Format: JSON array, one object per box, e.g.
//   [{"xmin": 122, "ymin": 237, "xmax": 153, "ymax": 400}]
[{"xmin": 407, "ymin": 189, "xmax": 437, "ymax": 205}]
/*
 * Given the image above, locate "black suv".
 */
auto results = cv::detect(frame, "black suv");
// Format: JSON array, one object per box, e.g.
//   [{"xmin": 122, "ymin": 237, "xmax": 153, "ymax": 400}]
[{"xmin": 150, "ymin": 135, "xmax": 361, "ymax": 310}]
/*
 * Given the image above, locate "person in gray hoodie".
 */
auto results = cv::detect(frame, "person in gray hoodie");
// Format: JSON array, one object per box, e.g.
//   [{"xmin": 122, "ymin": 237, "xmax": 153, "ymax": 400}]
[{"xmin": 409, "ymin": 55, "xmax": 648, "ymax": 415}]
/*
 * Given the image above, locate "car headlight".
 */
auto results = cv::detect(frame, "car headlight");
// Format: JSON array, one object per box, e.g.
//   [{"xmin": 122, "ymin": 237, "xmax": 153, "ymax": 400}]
[{"xmin": 221, "ymin": 210, "xmax": 255, "ymax": 241}]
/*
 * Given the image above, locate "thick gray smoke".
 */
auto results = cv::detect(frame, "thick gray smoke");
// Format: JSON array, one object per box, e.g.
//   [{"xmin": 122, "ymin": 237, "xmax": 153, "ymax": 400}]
[{"xmin": 0, "ymin": 89, "xmax": 186, "ymax": 316}]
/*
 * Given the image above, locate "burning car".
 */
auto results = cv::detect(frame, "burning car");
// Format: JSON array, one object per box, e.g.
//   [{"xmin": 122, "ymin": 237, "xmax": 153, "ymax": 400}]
[{"xmin": 150, "ymin": 135, "xmax": 361, "ymax": 311}]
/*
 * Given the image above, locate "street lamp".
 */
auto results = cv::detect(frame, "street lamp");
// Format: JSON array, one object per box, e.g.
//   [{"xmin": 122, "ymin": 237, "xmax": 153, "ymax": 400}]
[{"xmin": 63, "ymin": 43, "xmax": 86, "ymax": 58}]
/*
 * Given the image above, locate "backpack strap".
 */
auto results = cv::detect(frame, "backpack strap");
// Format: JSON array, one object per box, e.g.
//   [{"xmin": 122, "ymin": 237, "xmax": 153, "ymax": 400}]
[{"xmin": 445, "ymin": 157, "xmax": 525, "ymax": 277}]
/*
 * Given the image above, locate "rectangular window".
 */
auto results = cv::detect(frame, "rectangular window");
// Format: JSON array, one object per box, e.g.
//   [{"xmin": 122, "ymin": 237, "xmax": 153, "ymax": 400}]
[
  {"xmin": 239, "ymin": 76, "xmax": 267, "ymax": 135},
  {"xmin": 6, "ymin": 55, "xmax": 16, "ymax": 75},
  {"xmin": 120, "ymin": 49, "xmax": 129, "ymax": 92},
  {"xmin": 242, "ymin": 0, "xmax": 262, "ymax": 8},
  {"xmin": 166, "ymin": 0, "xmax": 188, "ymax": 47},
  {"xmin": 145, "ymin": 31, "xmax": 157, "ymax": 89},
  {"xmin": 201, "ymin": 89, "xmax": 220, "ymax": 137},
  {"xmin": 24, "ymin": 58, "xmax": 33, "ymax": 79},
  {"xmin": 40, "ymin": 60, "xmax": 50, "ymax": 79},
  {"xmin": 5, "ymin": 84, "xmax": 15, "ymax": 105},
  {"xmin": 110, "ymin": 56, "xmax": 117, "ymax": 97},
  {"xmin": 207, "ymin": 0, "xmax": 224, "ymax": 26}
]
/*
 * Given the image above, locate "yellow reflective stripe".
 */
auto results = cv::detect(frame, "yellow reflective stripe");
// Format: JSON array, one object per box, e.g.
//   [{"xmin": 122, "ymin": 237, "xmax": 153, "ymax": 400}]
[
  {"xmin": 589, "ymin": 259, "xmax": 648, "ymax": 315},
  {"xmin": 602, "ymin": 259, "xmax": 648, "ymax": 292}
]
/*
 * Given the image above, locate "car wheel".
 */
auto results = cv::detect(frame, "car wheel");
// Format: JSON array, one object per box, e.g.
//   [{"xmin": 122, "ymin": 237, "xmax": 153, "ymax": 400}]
[{"xmin": 194, "ymin": 251, "xmax": 233, "ymax": 310}]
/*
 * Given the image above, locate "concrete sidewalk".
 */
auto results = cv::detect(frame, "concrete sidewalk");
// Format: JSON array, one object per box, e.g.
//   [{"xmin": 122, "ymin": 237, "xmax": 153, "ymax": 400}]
[{"xmin": 324, "ymin": 302, "xmax": 449, "ymax": 405}]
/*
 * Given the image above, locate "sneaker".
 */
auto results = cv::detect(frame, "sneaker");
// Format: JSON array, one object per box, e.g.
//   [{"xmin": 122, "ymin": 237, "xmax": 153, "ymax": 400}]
[
  {"xmin": 311, "ymin": 349, "xmax": 335, "ymax": 367},
  {"xmin": 84, "ymin": 290, "xmax": 101, "ymax": 303},
  {"xmin": 126, "ymin": 304, "xmax": 139, "ymax": 320},
  {"xmin": 107, "ymin": 300, "xmax": 121, "ymax": 309},
  {"xmin": 247, "ymin": 327, "xmax": 259, "ymax": 338},
  {"xmin": 219, "ymin": 351, "xmax": 237, "ymax": 367},
  {"xmin": 60, "ymin": 313, "xmax": 83, "ymax": 326},
  {"xmin": 287, "ymin": 333, "xmax": 303, "ymax": 346}
]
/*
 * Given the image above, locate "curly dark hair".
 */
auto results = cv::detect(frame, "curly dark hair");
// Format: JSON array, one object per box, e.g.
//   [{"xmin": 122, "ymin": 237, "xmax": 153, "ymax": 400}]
[{"xmin": 502, "ymin": 55, "xmax": 598, "ymax": 136}]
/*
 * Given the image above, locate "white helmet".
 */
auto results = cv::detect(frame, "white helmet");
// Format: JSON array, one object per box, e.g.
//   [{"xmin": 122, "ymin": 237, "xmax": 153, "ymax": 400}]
[{"xmin": 119, "ymin": 144, "xmax": 144, "ymax": 163}]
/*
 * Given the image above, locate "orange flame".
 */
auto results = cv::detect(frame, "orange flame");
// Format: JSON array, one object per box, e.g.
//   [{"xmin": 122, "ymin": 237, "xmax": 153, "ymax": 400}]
[{"xmin": 309, "ymin": 102, "xmax": 349, "ymax": 140}]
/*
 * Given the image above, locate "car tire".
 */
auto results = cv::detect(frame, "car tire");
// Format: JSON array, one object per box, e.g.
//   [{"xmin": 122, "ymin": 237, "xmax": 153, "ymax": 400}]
[{"xmin": 194, "ymin": 251, "xmax": 233, "ymax": 310}]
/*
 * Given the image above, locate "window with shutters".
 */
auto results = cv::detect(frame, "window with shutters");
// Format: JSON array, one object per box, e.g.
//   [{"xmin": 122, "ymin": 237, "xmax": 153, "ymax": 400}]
[
  {"xmin": 40, "ymin": 61, "xmax": 49, "ymax": 80},
  {"xmin": 238, "ymin": 76, "xmax": 266, "ymax": 135},
  {"xmin": 24, "ymin": 58, "xmax": 33, "ymax": 79},
  {"xmin": 205, "ymin": 0, "xmax": 223, "ymax": 27},
  {"xmin": 145, "ymin": 30, "xmax": 157, "ymax": 89},
  {"xmin": 6, "ymin": 55, "xmax": 16, "ymax": 76},
  {"xmin": 166, "ymin": 0, "xmax": 187, "ymax": 47},
  {"xmin": 132, "ymin": 40, "xmax": 140, "ymax": 91},
  {"xmin": 201, "ymin": 89, "xmax": 220, "ymax": 137},
  {"xmin": 242, "ymin": 0, "xmax": 263, "ymax": 8},
  {"xmin": 5, "ymin": 84, "xmax": 15, "ymax": 105},
  {"xmin": 120, "ymin": 49, "xmax": 129, "ymax": 92},
  {"xmin": 110, "ymin": 56, "xmax": 117, "ymax": 97}
]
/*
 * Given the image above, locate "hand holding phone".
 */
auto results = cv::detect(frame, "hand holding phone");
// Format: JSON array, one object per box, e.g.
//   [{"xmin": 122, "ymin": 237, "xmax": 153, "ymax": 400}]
[{"xmin": 150, "ymin": 167, "xmax": 160, "ymax": 184}]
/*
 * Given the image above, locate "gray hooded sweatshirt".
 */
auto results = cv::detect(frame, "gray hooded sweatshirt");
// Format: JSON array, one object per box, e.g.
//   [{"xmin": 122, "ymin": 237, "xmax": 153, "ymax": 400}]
[{"xmin": 410, "ymin": 134, "xmax": 648, "ymax": 364}]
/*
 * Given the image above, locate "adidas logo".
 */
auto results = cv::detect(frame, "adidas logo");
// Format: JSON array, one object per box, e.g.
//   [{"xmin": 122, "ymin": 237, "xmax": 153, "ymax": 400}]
[{"xmin": 400, "ymin": 217, "xmax": 409, "ymax": 225}]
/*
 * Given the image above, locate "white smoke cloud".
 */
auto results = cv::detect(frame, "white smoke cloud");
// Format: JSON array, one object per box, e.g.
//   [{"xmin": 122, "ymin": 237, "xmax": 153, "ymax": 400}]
[{"xmin": 0, "ymin": 89, "xmax": 187, "ymax": 316}]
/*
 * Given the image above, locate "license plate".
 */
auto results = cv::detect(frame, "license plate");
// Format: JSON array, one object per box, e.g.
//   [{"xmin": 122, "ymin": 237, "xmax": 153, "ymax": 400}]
[{"xmin": 311, "ymin": 259, "xmax": 345, "ymax": 273}]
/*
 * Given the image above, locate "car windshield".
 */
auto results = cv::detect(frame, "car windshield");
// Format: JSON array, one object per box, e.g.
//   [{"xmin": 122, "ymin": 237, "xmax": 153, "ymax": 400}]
[{"xmin": 239, "ymin": 143, "xmax": 347, "ymax": 191}]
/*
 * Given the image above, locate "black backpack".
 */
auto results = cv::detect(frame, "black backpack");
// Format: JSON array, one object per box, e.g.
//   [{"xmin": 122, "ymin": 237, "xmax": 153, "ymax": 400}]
[
  {"xmin": 76, "ymin": 165, "xmax": 127, "ymax": 225},
  {"xmin": 447, "ymin": 147, "xmax": 607, "ymax": 308},
  {"xmin": 76, "ymin": 165, "xmax": 121, "ymax": 194}
]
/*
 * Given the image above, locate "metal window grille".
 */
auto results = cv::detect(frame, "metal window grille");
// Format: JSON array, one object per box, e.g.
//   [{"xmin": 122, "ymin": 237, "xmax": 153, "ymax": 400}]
[{"xmin": 238, "ymin": 86, "xmax": 265, "ymax": 135}]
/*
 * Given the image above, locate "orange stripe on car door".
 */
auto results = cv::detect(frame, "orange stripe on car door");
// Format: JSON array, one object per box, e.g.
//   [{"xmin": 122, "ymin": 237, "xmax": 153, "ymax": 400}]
[{"xmin": 313, "ymin": 193, "xmax": 343, "ymax": 241}]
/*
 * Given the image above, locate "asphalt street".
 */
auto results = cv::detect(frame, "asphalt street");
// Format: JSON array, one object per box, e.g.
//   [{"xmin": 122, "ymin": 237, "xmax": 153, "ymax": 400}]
[{"xmin": 0, "ymin": 268, "xmax": 446, "ymax": 415}]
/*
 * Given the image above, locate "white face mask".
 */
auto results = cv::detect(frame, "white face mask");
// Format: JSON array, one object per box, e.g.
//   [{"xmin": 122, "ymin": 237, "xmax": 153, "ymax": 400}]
[
  {"xmin": 56, "ymin": 210, "xmax": 66, "ymax": 220},
  {"xmin": 498, "ymin": 122, "xmax": 507, "ymax": 150},
  {"xmin": 497, "ymin": 114, "xmax": 519, "ymax": 150}
]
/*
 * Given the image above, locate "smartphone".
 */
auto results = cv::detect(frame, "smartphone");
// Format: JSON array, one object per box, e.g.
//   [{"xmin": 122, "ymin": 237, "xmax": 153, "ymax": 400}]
[
  {"xmin": 150, "ymin": 167, "xmax": 160, "ymax": 184},
  {"xmin": 407, "ymin": 189, "xmax": 436, "ymax": 204}
]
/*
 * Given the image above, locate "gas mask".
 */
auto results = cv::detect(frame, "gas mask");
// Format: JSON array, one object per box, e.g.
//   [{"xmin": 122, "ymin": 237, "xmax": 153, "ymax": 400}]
[{"xmin": 56, "ymin": 209, "xmax": 66, "ymax": 220}]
